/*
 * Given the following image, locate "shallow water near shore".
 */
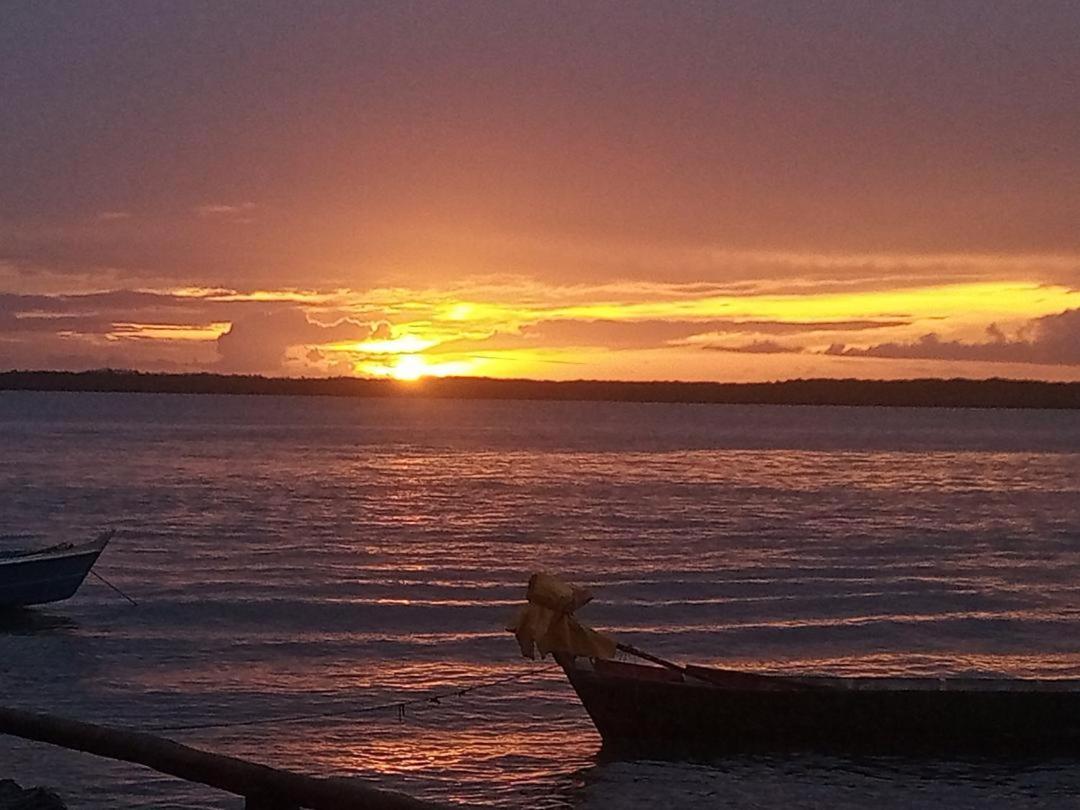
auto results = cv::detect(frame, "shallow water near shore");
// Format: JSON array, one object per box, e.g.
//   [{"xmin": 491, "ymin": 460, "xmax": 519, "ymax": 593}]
[{"xmin": 2, "ymin": 391, "xmax": 1080, "ymax": 808}]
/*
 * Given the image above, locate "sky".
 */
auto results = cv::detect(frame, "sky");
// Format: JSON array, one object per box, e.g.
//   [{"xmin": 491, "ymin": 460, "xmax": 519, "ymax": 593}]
[{"xmin": 2, "ymin": 1, "xmax": 1080, "ymax": 382}]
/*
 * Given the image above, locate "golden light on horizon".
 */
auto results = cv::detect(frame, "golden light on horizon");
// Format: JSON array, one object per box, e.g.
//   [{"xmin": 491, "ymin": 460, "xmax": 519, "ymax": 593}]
[
  {"xmin": 345, "ymin": 334, "xmax": 439, "ymax": 355},
  {"xmin": 36, "ymin": 276, "xmax": 1080, "ymax": 383},
  {"xmin": 542, "ymin": 282, "xmax": 1080, "ymax": 328},
  {"xmin": 362, "ymin": 353, "xmax": 480, "ymax": 381},
  {"xmin": 389, "ymin": 355, "xmax": 426, "ymax": 381}
]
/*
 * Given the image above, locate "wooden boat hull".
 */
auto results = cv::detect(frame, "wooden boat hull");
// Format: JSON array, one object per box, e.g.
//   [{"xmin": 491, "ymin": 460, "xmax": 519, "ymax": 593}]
[
  {"xmin": 0, "ymin": 532, "xmax": 112, "ymax": 608},
  {"xmin": 559, "ymin": 656, "xmax": 1080, "ymax": 756}
]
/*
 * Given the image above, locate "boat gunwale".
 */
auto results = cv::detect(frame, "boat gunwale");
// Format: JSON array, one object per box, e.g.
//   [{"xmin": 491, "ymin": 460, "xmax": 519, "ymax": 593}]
[
  {"xmin": 0, "ymin": 531, "xmax": 113, "ymax": 567},
  {"xmin": 569, "ymin": 656, "xmax": 1080, "ymax": 693}
]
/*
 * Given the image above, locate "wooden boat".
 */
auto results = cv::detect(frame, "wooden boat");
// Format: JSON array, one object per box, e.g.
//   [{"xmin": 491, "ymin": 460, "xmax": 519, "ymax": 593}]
[
  {"xmin": 0, "ymin": 530, "xmax": 113, "ymax": 608},
  {"xmin": 509, "ymin": 573, "xmax": 1080, "ymax": 756},
  {"xmin": 555, "ymin": 652, "xmax": 1080, "ymax": 756}
]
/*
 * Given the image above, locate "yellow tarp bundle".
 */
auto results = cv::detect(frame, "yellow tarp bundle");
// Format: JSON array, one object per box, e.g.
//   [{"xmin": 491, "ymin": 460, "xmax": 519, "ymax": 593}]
[{"xmin": 507, "ymin": 573, "xmax": 617, "ymax": 660}]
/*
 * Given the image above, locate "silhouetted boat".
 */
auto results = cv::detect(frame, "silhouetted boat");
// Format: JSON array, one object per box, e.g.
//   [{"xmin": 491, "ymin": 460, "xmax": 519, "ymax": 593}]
[
  {"xmin": 509, "ymin": 573, "xmax": 1080, "ymax": 756},
  {"xmin": 0, "ymin": 530, "xmax": 113, "ymax": 608},
  {"xmin": 555, "ymin": 652, "xmax": 1080, "ymax": 755}
]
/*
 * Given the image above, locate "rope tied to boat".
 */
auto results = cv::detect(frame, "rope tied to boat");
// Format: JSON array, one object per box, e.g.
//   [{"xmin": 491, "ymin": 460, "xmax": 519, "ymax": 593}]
[
  {"xmin": 89, "ymin": 569, "xmax": 138, "ymax": 606},
  {"xmin": 149, "ymin": 665, "xmax": 553, "ymax": 733}
]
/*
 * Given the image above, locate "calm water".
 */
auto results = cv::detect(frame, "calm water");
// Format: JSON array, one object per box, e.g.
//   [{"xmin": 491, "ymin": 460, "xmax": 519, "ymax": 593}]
[{"xmin": 2, "ymin": 391, "xmax": 1080, "ymax": 809}]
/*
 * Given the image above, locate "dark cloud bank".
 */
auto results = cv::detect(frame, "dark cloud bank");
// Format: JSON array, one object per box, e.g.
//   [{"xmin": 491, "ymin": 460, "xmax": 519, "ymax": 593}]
[
  {"xmin": 705, "ymin": 309, "xmax": 1080, "ymax": 367},
  {"xmin": 825, "ymin": 309, "xmax": 1080, "ymax": 367},
  {"xmin": 216, "ymin": 310, "xmax": 389, "ymax": 373}
]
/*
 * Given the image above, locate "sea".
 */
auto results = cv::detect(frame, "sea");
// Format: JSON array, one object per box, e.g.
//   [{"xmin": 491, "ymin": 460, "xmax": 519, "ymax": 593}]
[{"xmin": 2, "ymin": 390, "xmax": 1080, "ymax": 809}]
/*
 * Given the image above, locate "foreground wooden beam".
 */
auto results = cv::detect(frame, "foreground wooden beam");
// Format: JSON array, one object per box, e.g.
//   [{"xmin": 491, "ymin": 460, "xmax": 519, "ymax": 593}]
[{"xmin": 0, "ymin": 707, "xmax": 461, "ymax": 810}]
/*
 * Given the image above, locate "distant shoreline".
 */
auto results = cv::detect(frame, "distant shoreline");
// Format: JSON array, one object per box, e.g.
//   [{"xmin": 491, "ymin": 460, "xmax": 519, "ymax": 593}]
[{"xmin": 2, "ymin": 370, "xmax": 1080, "ymax": 409}]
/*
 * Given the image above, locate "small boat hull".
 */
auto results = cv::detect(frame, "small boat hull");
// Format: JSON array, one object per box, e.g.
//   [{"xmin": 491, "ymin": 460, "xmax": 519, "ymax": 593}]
[
  {"xmin": 559, "ymin": 656, "xmax": 1080, "ymax": 756},
  {"xmin": 0, "ymin": 532, "xmax": 112, "ymax": 608}
]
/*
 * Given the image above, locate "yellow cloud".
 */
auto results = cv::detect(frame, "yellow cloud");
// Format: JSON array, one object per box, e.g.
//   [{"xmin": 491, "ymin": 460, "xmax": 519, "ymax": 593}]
[
  {"xmin": 545, "ymin": 282, "xmax": 1078, "ymax": 324},
  {"xmin": 161, "ymin": 286, "xmax": 343, "ymax": 304}
]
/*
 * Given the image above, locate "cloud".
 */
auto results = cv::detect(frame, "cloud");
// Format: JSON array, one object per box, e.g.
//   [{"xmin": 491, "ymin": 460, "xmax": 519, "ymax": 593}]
[
  {"xmin": 520, "ymin": 319, "xmax": 719, "ymax": 349},
  {"xmin": 193, "ymin": 202, "xmax": 257, "ymax": 222},
  {"xmin": 502, "ymin": 317, "xmax": 910, "ymax": 351},
  {"xmin": 2, "ymin": 277, "xmax": 1080, "ymax": 380},
  {"xmin": 705, "ymin": 340, "xmax": 801, "ymax": 354},
  {"xmin": 0, "ymin": 287, "xmax": 396, "ymax": 374},
  {"xmin": 215, "ymin": 309, "xmax": 376, "ymax": 373},
  {"xmin": 368, "ymin": 319, "xmax": 393, "ymax": 340},
  {"xmin": 825, "ymin": 308, "xmax": 1080, "ymax": 367},
  {"xmin": 0, "ymin": 312, "xmax": 113, "ymax": 335},
  {"xmin": 8, "ymin": 289, "xmax": 196, "ymax": 314}
]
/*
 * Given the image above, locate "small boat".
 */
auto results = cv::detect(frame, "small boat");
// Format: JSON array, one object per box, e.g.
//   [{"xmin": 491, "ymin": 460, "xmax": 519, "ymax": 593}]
[
  {"xmin": 0, "ymin": 530, "xmax": 114, "ymax": 608},
  {"xmin": 509, "ymin": 574, "xmax": 1080, "ymax": 756},
  {"xmin": 555, "ymin": 653, "xmax": 1080, "ymax": 756}
]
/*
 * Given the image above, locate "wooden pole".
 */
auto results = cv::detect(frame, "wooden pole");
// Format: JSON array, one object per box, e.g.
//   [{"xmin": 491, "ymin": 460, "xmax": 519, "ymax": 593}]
[{"xmin": 0, "ymin": 706, "xmax": 462, "ymax": 810}]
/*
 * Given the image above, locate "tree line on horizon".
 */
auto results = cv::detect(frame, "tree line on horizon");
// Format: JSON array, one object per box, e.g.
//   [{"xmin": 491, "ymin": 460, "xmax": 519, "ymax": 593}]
[{"xmin": 2, "ymin": 369, "xmax": 1079, "ymax": 409}]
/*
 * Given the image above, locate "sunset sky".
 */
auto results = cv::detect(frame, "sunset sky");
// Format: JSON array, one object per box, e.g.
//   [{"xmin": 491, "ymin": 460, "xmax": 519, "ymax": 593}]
[{"xmin": 3, "ymin": 1, "xmax": 1079, "ymax": 382}]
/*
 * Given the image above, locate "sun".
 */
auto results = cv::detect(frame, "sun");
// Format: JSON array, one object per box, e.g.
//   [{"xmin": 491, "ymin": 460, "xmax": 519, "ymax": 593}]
[
  {"xmin": 359, "ymin": 352, "xmax": 480, "ymax": 380},
  {"xmin": 390, "ymin": 354, "xmax": 428, "ymax": 381}
]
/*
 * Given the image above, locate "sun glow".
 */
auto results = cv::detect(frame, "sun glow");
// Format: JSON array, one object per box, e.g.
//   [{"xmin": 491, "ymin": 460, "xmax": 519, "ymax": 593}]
[
  {"xmin": 389, "ymin": 355, "xmax": 426, "ymax": 381},
  {"xmin": 342, "ymin": 334, "xmax": 439, "ymax": 354},
  {"xmin": 364, "ymin": 354, "xmax": 479, "ymax": 381}
]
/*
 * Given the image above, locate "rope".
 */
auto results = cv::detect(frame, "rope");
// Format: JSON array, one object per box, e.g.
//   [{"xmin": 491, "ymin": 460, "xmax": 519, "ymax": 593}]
[
  {"xmin": 90, "ymin": 569, "xmax": 139, "ymax": 606},
  {"xmin": 150, "ymin": 665, "xmax": 553, "ymax": 733}
]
